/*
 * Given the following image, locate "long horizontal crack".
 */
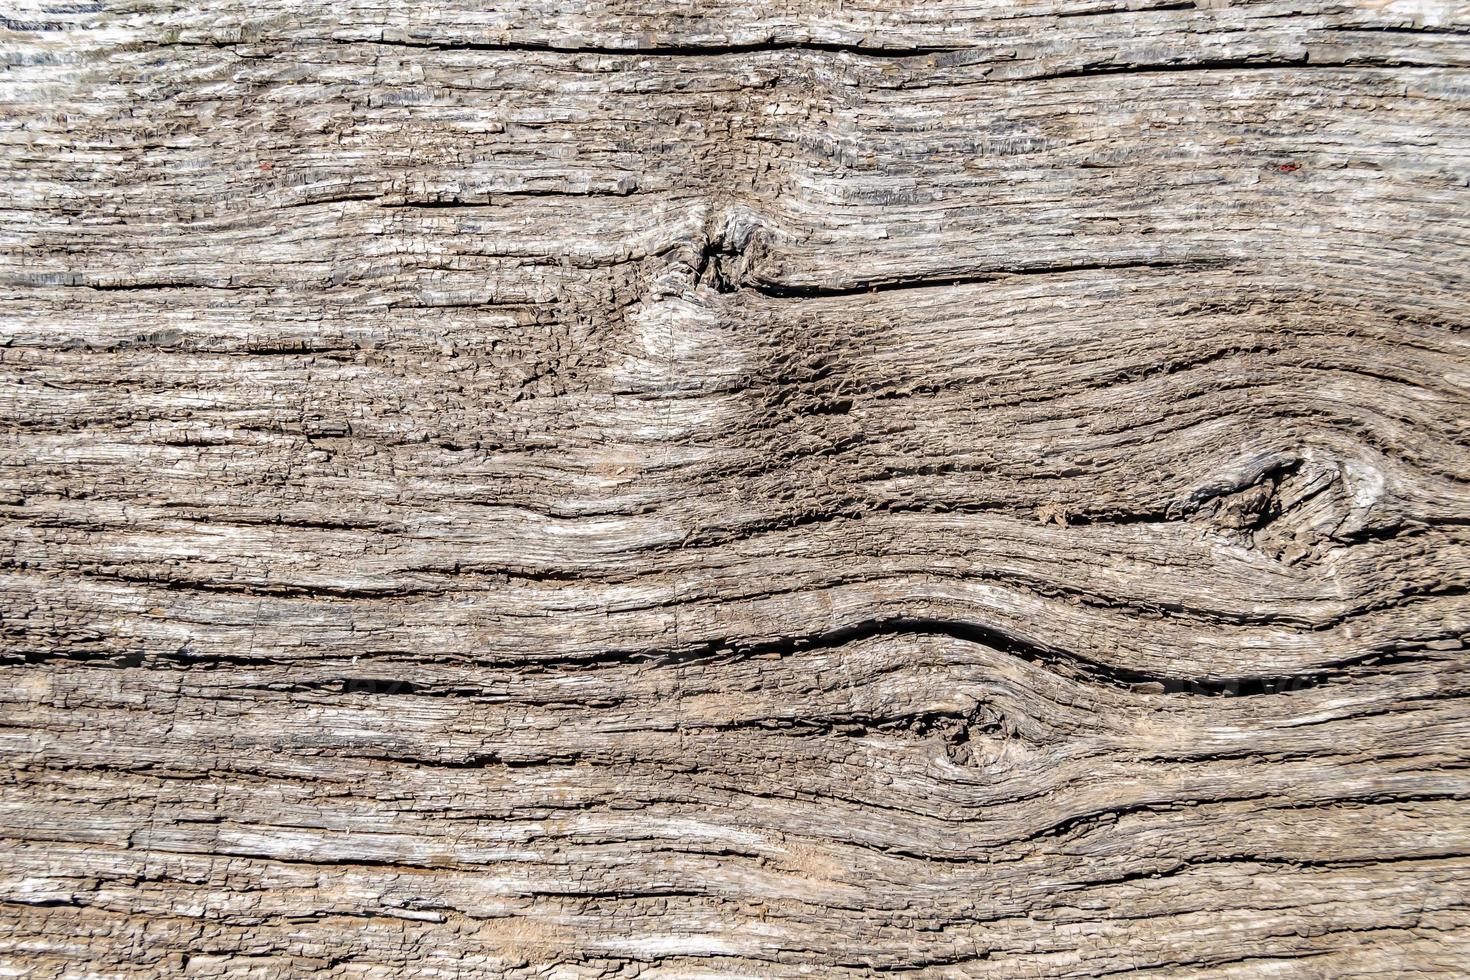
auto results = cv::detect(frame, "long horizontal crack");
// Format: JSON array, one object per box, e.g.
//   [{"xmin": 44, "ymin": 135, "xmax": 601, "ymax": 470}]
[
  {"xmin": 25, "ymin": 615, "xmax": 1438, "ymax": 701},
  {"xmin": 1032, "ymin": 54, "xmax": 1458, "ymax": 80},
  {"xmin": 699, "ymin": 617, "xmax": 1438, "ymax": 697},
  {"xmin": 154, "ymin": 33, "xmax": 955, "ymax": 59},
  {"xmin": 167, "ymin": 36, "xmax": 1465, "ymax": 73},
  {"xmin": 326, "ymin": 35, "xmax": 964, "ymax": 59},
  {"xmin": 741, "ymin": 258, "xmax": 1219, "ymax": 299}
]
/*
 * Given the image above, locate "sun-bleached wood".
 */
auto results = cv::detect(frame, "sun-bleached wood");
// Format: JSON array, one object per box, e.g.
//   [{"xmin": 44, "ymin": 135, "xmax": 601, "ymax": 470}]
[{"xmin": 2, "ymin": 0, "xmax": 1469, "ymax": 976}]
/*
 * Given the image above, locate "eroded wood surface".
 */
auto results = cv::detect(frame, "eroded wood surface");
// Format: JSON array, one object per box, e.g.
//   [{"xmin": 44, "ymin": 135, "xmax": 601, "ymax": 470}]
[{"xmin": 3, "ymin": 0, "xmax": 1470, "ymax": 976}]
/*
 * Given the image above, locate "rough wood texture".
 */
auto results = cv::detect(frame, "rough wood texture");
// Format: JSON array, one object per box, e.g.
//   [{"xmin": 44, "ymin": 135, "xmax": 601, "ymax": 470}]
[{"xmin": 4, "ymin": 0, "xmax": 1470, "ymax": 976}]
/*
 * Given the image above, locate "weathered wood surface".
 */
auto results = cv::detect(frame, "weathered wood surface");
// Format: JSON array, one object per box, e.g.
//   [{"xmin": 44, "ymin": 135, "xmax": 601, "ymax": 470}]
[{"xmin": 3, "ymin": 0, "xmax": 1470, "ymax": 976}]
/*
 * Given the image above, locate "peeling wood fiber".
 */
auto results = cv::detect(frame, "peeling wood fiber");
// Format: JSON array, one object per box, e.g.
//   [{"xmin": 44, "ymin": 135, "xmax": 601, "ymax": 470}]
[{"xmin": 3, "ymin": 0, "xmax": 1470, "ymax": 977}]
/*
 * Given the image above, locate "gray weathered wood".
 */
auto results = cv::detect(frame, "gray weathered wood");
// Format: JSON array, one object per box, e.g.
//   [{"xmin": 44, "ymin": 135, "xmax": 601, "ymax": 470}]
[{"xmin": 3, "ymin": 0, "xmax": 1469, "ymax": 976}]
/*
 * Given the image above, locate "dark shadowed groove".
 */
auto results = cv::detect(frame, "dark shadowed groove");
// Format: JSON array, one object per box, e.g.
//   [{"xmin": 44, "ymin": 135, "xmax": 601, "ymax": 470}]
[
  {"xmin": 174, "ymin": 35, "xmax": 1465, "ymax": 74},
  {"xmin": 743, "ymin": 258, "xmax": 1218, "ymax": 299},
  {"xmin": 1324, "ymin": 24, "xmax": 1470, "ymax": 37},
  {"xmin": 1056, "ymin": 1, "xmax": 1195, "ymax": 17},
  {"xmin": 726, "ymin": 617, "xmax": 1442, "ymax": 697},
  {"xmin": 339, "ymin": 36, "xmax": 963, "ymax": 59},
  {"xmin": 36, "ymin": 615, "xmax": 1438, "ymax": 701},
  {"xmin": 1030, "ymin": 55, "xmax": 1457, "ymax": 80}
]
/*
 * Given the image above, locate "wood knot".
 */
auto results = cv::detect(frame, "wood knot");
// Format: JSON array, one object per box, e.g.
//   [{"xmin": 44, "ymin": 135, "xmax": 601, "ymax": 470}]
[{"xmin": 694, "ymin": 212, "xmax": 767, "ymax": 292}]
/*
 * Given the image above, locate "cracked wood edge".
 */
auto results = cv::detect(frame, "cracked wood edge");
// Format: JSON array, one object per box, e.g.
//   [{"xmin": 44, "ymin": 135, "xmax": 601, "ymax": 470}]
[{"xmin": 3, "ymin": 1, "xmax": 1470, "ymax": 977}]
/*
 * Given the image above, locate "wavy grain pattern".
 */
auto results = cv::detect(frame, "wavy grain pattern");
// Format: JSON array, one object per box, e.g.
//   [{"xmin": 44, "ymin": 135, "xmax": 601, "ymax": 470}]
[{"xmin": 3, "ymin": 0, "xmax": 1469, "ymax": 976}]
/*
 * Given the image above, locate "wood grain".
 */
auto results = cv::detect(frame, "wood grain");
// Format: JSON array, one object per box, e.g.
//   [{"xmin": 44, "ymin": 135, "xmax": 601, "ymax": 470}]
[{"xmin": 3, "ymin": 1, "xmax": 1469, "ymax": 976}]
